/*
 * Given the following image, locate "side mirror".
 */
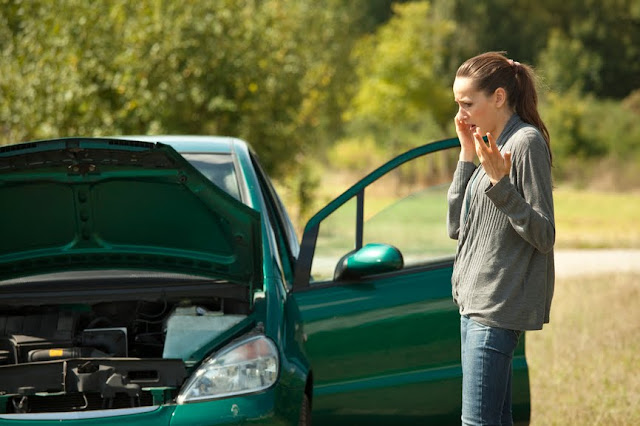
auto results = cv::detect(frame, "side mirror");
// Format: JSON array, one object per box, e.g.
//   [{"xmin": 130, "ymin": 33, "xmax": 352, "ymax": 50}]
[{"xmin": 333, "ymin": 243, "xmax": 404, "ymax": 281}]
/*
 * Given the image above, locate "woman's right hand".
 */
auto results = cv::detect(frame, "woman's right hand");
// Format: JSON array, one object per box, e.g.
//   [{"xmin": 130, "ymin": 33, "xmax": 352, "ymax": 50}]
[{"xmin": 455, "ymin": 113, "xmax": 476, "ymax": 162}]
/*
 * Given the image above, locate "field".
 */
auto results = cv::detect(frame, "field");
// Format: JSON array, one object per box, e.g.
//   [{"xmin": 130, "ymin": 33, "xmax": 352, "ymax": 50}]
[
  {"xmin": 554, "ymin": 188, "xmax": 640, "ymax": 249},
  {"xmin": 529, "ymin": 189, "xmax": 640, "ymax": 424},
  {"xmin": 527, "ymin": 272, "xmax": 640, "ymax": 425}
]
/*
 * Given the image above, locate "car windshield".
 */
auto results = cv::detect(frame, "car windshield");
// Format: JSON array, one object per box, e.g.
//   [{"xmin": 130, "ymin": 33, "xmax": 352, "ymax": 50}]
[{"xmin": 182, "ymin": 153, "xmax": 241, "ymax": 201}]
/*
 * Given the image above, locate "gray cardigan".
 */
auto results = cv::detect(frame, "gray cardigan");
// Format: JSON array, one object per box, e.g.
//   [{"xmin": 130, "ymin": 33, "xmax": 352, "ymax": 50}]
[{"xmin": 447, "ymin": 114, "xmax": 555, "ymax": 331}]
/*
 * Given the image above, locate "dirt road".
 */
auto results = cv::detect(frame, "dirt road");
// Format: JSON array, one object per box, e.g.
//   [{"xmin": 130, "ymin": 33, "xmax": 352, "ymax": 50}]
[{"xmin": 554, "ymin": 249, "xmax": 640, "ymax": 277}]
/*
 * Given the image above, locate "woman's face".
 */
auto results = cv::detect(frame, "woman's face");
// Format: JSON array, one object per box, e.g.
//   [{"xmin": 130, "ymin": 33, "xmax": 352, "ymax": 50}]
[{"xmin": 453, "ymin": 77, "xmax": 500, "ymax": 135}]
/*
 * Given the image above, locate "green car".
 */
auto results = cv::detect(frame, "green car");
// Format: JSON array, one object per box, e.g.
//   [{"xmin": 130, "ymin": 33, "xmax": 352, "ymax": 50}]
[{"xmin": 0, "ymin": 136, "xmax": 530, "ymax": 425}]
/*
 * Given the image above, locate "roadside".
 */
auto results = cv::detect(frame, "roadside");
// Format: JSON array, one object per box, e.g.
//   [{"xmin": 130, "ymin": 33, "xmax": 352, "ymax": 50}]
[
  {"xmin": 554, "ymin": 249, "xmax": 640, "ymax": 278},
  {"xmin": 528, "ymin": 261, "xmax": 640, "ymax": 425}
]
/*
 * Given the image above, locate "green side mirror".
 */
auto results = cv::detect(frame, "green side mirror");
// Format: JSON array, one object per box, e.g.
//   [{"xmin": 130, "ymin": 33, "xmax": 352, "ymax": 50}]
[{"xmin": 333, "ymin": 243, "xmax": 404, "ymax": 281}]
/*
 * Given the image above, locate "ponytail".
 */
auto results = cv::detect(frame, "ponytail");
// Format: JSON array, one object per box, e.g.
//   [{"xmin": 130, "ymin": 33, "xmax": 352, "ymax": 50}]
[
  {"xmin": 513, "ymin": 62, "xmax": 551, "ymax": 158},
  {"xmin": 456, "ymin": 52, "xmax": 552, "ymax": 164}
]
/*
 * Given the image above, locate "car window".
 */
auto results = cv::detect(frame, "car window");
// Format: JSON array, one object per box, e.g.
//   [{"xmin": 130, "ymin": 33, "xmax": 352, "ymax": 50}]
[
  {"xmin": 250, "ymin": 155, "xmax": 299, "ymax": 286},
  {"xmin": 310, "ymin": 198, "xmax": 357, "ymax": 281},
  {"xmin": 310, "ymin": 151, "xmax": 458, "ymax": 282},
  {"xmin": 182, "ymin": 153, "xmax": 241, "ymax": 200},
  {"xmin": 361, "ymin": 168, "xmax": 456, "ymax": 266}
]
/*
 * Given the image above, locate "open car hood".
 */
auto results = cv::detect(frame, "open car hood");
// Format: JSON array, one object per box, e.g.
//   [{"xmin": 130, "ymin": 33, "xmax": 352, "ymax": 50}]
[{"xmin": 0, "ymin": 138, "xmax": 262, "ymax": 294}]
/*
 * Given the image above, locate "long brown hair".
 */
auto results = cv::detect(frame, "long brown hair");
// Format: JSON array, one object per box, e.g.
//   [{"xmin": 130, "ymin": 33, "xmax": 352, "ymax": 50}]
[{"xmin": 456, "ymin": 51, "xmax": 551, "ymax": 162}]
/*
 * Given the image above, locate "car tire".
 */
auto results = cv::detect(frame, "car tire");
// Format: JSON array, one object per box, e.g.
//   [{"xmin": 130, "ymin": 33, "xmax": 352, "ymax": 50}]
[{"xmin": 298, "ymin": 393, "xmax": 311, "ymax": 426}]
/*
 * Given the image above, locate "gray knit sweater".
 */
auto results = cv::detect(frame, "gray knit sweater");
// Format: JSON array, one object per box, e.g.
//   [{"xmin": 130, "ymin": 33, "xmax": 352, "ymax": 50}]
[{"xmin": 447, "ymin": 114, "xmax": 555, "ymax": 331}]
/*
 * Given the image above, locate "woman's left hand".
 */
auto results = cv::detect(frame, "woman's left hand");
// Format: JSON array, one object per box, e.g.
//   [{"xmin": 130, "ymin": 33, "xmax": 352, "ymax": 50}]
[{"xmin": 474, "ymin": 128, "xmax": 512, "ymax": 185}]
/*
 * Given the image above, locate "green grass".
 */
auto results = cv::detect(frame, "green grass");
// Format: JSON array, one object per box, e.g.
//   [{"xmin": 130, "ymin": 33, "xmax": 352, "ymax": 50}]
[
  {"xmin": 553, "ymin": 188, "xmax": 640, "ymax": 248},
  {"xmin": 527, "ymin": 272, "xmax": 640, "ymax": 425}
]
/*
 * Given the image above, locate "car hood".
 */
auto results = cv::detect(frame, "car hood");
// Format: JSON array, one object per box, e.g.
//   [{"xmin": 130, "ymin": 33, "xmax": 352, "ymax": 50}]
[{"xmin": 0, "ymin": 138, "xmax": 262, "ymax": 294}]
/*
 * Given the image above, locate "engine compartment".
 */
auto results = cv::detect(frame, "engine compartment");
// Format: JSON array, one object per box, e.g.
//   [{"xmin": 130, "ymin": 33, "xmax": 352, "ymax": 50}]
[{"xmin": 0, "ymin": 297, "xmax": 249, "ymax": 414}]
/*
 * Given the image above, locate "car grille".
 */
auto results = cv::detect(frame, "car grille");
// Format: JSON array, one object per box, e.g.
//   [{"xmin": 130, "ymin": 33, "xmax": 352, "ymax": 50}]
[{"xmin": 5, "ymin": 390, "xmax": 176, "ymax": 414}]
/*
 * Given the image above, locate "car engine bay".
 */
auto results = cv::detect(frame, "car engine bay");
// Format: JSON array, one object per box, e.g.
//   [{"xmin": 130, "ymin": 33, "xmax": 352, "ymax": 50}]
[{"xmin": 0, "ymin": 298, "xmax": 248, "ymax": 414}]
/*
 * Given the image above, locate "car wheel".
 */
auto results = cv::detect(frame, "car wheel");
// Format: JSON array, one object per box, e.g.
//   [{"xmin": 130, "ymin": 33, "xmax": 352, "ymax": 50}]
[{"xmin": 298, "ymin": 393, "xmax": 311, "ymax": 426}]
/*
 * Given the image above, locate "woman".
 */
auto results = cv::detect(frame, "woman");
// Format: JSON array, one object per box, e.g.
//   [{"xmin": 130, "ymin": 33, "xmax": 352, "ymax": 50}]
[{"xmin": 447, "ymin": 52, "xmax": 555, "ymax": 425}]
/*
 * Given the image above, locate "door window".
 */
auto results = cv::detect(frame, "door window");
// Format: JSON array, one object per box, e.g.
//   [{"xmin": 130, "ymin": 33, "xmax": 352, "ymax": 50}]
[
  {"xmin": 311, "ymin": 198, "xmax": 357, "ymax": 281},
  {"xmin": 361, "ymin": 156, "xmax": 457, "ymax": 266},
  {"xmin": 309, "ymin": 145, "xmax": 458, "ymax": 283}
]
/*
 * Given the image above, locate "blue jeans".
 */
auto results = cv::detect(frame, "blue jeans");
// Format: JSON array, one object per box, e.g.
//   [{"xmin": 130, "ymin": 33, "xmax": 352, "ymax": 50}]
[{"xmin": 460, "ymin": 315, "xmax": 522, "ymax": 426}]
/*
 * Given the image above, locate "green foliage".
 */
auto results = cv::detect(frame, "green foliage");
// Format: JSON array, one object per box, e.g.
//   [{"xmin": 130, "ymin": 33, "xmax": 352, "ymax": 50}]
[
  {"xmin": 2, "ymin": 0, "xmax": 640, "ymax": 210},
  {"xmin": 344, "ymin": 0, "xmax": 640, "ymax": 190},
  {"xmin": 327, "ymin": 136, "xmax": 386, "ymax": 171},
  {"xmin": 537, "ymin": 29, "xmax": 602, "ymax": 94},
  {"xmin": 337, "ymin": 0, "xmax": 457, "ymax": 193},
  {"xmin": 623, "ymin": 89, "xmax": 640, "ymax": 115},
  {"xmin": 542, "ymin": 91, "xmax": 607, "ymax": 161},
  {"xmin": 541, "ymin": 90, "xmax": 640, "ymax": 184},
  {"xmin": 451, "ymin": 0, "xmax": 552, "ymax": 65},
  {"xmin": 452, "ymin": 0, "xmax": 640, "ymax": 99},
  {"xmin": 346, "ymin": 1, "xmax": 456, "ymax": 134},
  {"xmin": 556, "ymin": 0, "xmax": 640, "ymax": 98},
  {"xmin": 0, "ymin": 0, "xmax": 358, "ymax": 178},
  {"xmin": 276, "ymin": 155, "xmax": 323, "ymax": 232}
]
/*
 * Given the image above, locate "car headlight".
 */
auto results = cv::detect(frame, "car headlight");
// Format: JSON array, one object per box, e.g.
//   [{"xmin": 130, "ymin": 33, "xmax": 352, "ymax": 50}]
[{"xmin": 177, "ymin": 335, "xmax": 279, "ymax": 403}]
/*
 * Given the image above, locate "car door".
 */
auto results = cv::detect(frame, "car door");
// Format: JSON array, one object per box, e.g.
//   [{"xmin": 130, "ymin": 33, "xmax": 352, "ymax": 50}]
[{"xmin": 291, "ymin": 138, "xmax": 529, "ymax": 425}]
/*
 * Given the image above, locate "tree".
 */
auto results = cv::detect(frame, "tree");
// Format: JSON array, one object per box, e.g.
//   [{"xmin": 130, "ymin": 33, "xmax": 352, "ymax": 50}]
[
  {"xmin": 451, "ymin": 0, "xmax": 640, "ymax": 98},
  {"xmin": 553, "ymin": 0, "xmax": 640, "ymax": 98},
  {"xmin": 346, "ymin": 1, "xmax": 456, "ymax": 146},
  {"xmin": 0, "ymin": 0, "xmax": 359, "ymax": 178},
  {"xmin": 537, "ymin": 29, "xmax": 603, "ymax": 94}
]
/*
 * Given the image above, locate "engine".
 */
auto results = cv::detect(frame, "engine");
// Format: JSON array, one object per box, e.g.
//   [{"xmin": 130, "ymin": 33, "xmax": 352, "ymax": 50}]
[{"xmin": 0, "ymin": 299, "xmax": 247, "ymax": 414}]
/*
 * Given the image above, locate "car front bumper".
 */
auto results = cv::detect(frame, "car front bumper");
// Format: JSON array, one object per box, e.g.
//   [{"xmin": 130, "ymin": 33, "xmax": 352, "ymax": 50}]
[{"xmin": 0, "ymin": 386, "xmax": 298, "ymax": 426}]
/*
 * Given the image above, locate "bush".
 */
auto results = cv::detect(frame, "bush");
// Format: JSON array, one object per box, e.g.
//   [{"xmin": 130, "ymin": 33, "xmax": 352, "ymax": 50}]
[
  {"xmin": 327, "ymin": 136, "xmax": 386, "ymax": 171},
  {"xmin": 541, "ymin": 90, "xmax": 640, "ymax": 187}
]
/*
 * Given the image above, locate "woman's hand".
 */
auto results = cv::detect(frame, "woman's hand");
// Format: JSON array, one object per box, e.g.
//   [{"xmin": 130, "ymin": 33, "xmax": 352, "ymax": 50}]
[
  {"xmin": 455, "ymin": 113, "xmax": 475, "ymax": 162},
  {"xmin": 474, "ymin": 128, "xmax": 511, "ymax": 185}
]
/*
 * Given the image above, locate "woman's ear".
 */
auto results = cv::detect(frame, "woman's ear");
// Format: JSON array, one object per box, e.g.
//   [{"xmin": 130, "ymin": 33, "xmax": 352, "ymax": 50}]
[{"xmin": 494, "ymin": 87, "xmax": 507, "ymax": 108}]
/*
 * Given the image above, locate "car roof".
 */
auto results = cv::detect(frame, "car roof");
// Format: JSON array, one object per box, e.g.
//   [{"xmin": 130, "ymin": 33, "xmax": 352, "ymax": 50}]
[{"xmin": 113, "ymin": 135, "xmax": 247, "ymax": 154}]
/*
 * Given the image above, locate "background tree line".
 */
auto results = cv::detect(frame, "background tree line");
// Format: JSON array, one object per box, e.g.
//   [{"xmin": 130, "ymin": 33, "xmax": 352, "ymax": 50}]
[{"xmin": 1, "ymin": 0, "xmax": 639, "ymax": 222}]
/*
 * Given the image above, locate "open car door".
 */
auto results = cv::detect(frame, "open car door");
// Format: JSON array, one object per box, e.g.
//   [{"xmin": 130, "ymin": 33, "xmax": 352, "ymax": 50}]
[{"xmin": 292, "ymin": 138, "xmax": 530, "ymax": 425}]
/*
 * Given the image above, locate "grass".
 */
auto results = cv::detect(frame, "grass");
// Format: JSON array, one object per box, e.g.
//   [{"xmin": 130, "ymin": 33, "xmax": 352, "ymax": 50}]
[
  {"xmin": 527, "ymin": 272, "xmax": 640, "ymax": 425},
  {"xmin": 550, "ymin": 187, "xmax": 640, "ymax": 248}
]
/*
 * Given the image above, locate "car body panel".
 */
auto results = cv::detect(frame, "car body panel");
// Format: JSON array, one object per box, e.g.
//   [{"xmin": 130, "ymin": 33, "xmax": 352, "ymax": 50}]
[
  {"xmin": 0, "ymin": 406, "xmax": 174, "ymax": 425},
  {"xmin": 0, "ymin": 386, "xmax": 296, "ymax": 425},
  {"xmin": 294, "ymin": 265, "xmax": 462, "ymax": 423},
  {"xmin": 0, "ymin": 138, "xmax": 261, "ymax": 293}
]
